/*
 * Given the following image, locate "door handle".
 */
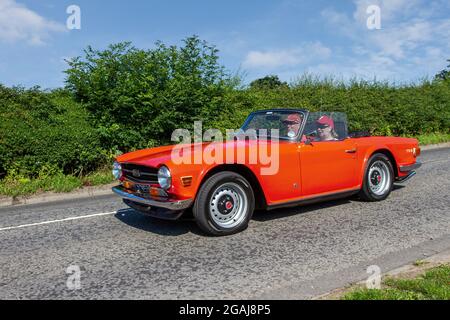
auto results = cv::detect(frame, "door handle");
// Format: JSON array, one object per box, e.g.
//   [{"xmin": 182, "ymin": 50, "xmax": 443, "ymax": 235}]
[{"xmin": 345, "ymin": 149, "xmax": 357, "ymax": 154}]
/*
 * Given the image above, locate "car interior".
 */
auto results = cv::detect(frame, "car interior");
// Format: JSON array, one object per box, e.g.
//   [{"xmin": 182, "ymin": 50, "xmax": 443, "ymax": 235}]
[{"xmin": 301, "ymin": 112, "xmax": 349, "ymax": 142}]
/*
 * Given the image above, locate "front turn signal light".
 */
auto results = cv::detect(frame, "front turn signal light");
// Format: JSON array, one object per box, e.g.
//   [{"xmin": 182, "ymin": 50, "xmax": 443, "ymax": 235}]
[{"xmin": 123, "ymin": 181, "xmax": 133, "ymax": 189}]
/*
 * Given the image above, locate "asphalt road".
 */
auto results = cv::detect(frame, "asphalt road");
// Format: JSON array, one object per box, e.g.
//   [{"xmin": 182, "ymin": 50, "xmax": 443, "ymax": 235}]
[{"xmin": 0, "ymin": 148, "xmax": 449, "ymax": 299}]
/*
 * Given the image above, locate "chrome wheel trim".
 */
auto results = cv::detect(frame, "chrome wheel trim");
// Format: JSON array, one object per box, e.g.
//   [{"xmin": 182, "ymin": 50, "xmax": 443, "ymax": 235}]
[
  {"xmin": 209, "ymin": 182, "xmax": 248, "ymax": 229},
  {"xmin": 368, "ymin": 160, "xmax": 391, "ymax": 196}
]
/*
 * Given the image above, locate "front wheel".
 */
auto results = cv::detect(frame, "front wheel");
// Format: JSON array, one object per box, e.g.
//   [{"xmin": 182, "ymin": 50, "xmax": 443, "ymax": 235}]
[
  {"xmin": 193, "ymin": 171, "xmax": 255, "ymax": 236},
  {"xmin": 359, "ymin": 153, "xmax": 394, "ymax": 201}
]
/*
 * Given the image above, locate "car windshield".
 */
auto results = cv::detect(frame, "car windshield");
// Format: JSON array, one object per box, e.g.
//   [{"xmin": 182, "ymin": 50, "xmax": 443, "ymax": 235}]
[{"xmin": 240, "ymin": 111, "xmax": 305, "ymax": 140}]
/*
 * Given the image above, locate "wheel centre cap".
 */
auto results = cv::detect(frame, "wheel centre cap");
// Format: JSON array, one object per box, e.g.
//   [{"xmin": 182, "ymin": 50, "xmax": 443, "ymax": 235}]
[
  {"xmin": 371, "ymin": 171, "xmax": 382, "ymax": 185},
  {"xmin": 217, "ymin": 195, "xmax": 235, "ymax": 215}
]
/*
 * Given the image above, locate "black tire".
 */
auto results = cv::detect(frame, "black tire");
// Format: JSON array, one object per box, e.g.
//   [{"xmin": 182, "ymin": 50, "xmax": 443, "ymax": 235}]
[
  {"xmin": 359, "ymin": 153, "xmax": 394, "ymax": 201},
  {"xmin": 193, "ymin": 171, "xmax": 255, "ymax": 236}
]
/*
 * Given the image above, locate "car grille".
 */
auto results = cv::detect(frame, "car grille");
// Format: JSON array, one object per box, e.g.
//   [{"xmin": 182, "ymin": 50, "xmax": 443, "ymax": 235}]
[{"xmin": 122, "ymin": 163, "xmax": 158, "ymax": 184}]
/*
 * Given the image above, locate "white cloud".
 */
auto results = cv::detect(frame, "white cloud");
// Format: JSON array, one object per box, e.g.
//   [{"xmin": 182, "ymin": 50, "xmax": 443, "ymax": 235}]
[
  {"xmin": 323, "ymin": 0, "xmax": 449, "ymax": 59},
  {"xmin": 305, "ymin": 54, "xmax": 394, "ymax": 81},
  {"xmin": 370, "ymin": 20, "xmax": 433, "ymax": 59},
  {"xmin": 0, "ymin": 0, "xmax": 65, "ymax": 45},
  {"xmin": 244, "ymin": 50, "xmax": 300, "ymax": 69},
  {"xmin": 243, "ymin": 42, "xmax": 331, "ymax": 69},
  {"xmin": 317, "ymin": 0, "xmax": 450, "ymax": 81},
  {"xmin": 321, "ymin": 8, "xmax": 355, "ymax": 37},
  {"xmin": 353, "ymin": 0, "xmax": 422, "ymax": 24}
]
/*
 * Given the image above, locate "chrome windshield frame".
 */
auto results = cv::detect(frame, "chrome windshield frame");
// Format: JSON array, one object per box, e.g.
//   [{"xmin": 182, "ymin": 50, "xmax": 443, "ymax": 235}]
[{"xmin": 240, "ymin": 109, "xmax": 308, "ymax": 142}]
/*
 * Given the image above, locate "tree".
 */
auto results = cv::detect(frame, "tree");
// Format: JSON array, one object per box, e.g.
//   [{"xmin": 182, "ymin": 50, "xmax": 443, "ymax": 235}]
[
  {"xmin": 435, "ymin": 59, "xmax": 450, "ymax": 81},
  {"xmin": 65, "ymin": 36, "xmax": 235, "ymax": 151},
  {"xmin": 249, "ymin": 75, "xmax": 288, "ymax": 90}
]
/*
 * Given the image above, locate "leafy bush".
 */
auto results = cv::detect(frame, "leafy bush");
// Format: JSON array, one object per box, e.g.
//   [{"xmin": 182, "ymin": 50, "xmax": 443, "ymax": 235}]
[
  {"xmin": 0, "ymin": 86, "xmax": 106, "ymax": 178},
  {"xmin": 249, "ymin": 75, "xmax": 288, "ymax": 90},
  {"xmin": 65, "ymin": 36, "xmax": 237, "ymax": 151},
  {"xmin": 245, "ymin": 75, "xmax": 450, "ymax": 136}
]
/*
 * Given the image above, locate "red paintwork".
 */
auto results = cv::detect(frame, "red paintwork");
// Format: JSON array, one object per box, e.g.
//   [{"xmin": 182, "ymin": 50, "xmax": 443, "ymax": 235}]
[{"xmin": 116, "ymin": 135, "xmax": 420, "ymax": 207}]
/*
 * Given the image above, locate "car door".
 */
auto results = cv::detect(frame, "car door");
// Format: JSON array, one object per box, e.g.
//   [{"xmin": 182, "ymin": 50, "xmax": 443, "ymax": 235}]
[{"xmin": 298, "ymin": 139, "xmax": 358, "ymax": 196}]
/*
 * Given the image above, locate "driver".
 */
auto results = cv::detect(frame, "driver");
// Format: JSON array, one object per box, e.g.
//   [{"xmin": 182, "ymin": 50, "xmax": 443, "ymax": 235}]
[
  {"xmin": 282, "ymin": 113, "xmax": 302, "ymax": 138},
  {"xmin": 316, "ymin": 115, "xmax": 339, "ymax": 141}
]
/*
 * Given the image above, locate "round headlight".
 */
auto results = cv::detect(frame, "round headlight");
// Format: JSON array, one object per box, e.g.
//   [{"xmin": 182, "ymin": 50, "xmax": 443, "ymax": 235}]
[
  {"xmin": 158, "ymin": 166, "xmax": 172, "ymax": 190},
  {"xmin": 112, "ymin": 161, "xmax": 122, "ymax": 180}
]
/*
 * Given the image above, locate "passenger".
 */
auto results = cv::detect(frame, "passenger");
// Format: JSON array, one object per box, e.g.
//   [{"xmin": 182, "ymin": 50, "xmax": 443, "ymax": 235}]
[
  {"xmin": 282, "ymin": 113, "xmax": 302, "ymax": 138},
  {"xmin": 316, "ymin": 115, "xmax": 339, "ymax": 141}
]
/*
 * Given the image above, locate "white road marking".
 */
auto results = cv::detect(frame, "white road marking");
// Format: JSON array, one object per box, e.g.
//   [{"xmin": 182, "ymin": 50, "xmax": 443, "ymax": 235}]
[{"xmin": 0, "ymin": 211, "xmax": 117, "ymax": 232}]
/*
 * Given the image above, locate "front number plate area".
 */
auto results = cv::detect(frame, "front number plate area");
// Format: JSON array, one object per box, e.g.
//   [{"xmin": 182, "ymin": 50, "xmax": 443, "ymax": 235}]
[{"xmin": 134, "ymin": 183, "xmax": 150, "ymax": 194}]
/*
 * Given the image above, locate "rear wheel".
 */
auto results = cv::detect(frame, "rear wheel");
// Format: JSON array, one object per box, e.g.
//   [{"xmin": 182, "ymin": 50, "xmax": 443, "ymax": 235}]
[
  {"xmin": 359, "ymin": 153, "xmax": 394, "ymax": 201},
  {"xmin": 193, "ymin": 171, "xmax": 255, "ymax": 236}
]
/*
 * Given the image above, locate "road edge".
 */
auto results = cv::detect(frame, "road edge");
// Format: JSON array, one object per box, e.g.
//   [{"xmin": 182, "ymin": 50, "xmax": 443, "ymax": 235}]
[
  {"xmin": 252, "ymin": 234, "xmax": 450, "ymax": 299},
  {"xmin": 0, "ymin": 183, "xmax": 116, "ymax": 208},
  {"xmin": 420, "ymin": 141, "xmax": 450, "ymax": 151},
  {"xmin": 313, "ymin": 249, "xmax": 450, "ymax": 300}
]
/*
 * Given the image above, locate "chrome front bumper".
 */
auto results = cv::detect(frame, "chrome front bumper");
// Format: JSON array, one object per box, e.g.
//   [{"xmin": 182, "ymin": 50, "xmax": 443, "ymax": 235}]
[{"xmin": 112, "ymin": 185, "xmax": 193, "ymax": 211}]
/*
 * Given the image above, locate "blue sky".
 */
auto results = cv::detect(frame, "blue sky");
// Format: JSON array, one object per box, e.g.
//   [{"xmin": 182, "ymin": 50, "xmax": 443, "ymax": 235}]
[{"xmin": 0, "ymin": 0, "xmax": 449, "ymax": 88}]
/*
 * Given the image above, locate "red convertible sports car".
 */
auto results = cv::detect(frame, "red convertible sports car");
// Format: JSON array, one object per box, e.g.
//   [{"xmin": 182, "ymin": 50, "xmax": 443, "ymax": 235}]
[{"xmin": 112, "ymin": 109, "xmax": 421, "ymax": 236}]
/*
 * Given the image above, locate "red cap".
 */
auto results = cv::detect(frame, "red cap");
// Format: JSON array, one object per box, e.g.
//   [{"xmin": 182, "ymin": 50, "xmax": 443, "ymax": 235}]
[
  {"xmin": 285, "ymin": 113, "xmax": 302, "ymax": 124},
  {"xmin": 316, "ymin": 115, "xmax": 334, "ymax": 129}
]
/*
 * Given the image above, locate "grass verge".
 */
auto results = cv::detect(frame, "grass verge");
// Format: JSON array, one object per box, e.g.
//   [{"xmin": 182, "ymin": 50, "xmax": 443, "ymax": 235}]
[
  {"xmin": 0, "ymin": 168, "xmax": 114, "ymax": 198},
  {"xmin": 416, "ymin": 132, "xmax": 450, "ymax": 145},
  {"xmin": 342, "ymin": 264, "xmax": 450, "ymax": 300}
]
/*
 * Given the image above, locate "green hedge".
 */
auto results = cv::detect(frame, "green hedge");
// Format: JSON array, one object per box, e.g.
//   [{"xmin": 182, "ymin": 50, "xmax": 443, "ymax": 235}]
[
  {"xmin": 205, "ymin": 79, "xmax": 450, "ymax": 138},
  {"xmin": 0, "ymin": 86, "xmax": 107, "ymax": 178},
  {"xmin": 240, "ymin": 77, "xmax": 450, "ymax": 136},
  {"xmin": 65, "ymin": 37, "xmax": 236, "ymax": 151}
]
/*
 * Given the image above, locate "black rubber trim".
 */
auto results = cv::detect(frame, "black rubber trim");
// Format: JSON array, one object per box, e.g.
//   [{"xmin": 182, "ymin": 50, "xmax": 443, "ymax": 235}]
[
  {"xmin": 399, "ymin": 161, "xmax": 422, "ymax": 173},
  {"xmin": 267, "ymin": 189, "xmax": 360, "ymax": 211},
  {"xmin": 395, "ymin": 171, "xmax": 417, "ymax": 184},
  {"xmin": 123, "ymin": 199, "xmax": 185, "ymax": 220}
]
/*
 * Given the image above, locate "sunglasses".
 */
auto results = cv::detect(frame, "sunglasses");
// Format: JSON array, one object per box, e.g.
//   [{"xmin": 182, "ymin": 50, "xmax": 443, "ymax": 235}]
[
  {"xmin": 283, "ymin": 120, "xmax": 299, "ymax": 125},
  {"xmin": 317, "ymin": 124, "xmax": 330, "ymax": 129}
]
